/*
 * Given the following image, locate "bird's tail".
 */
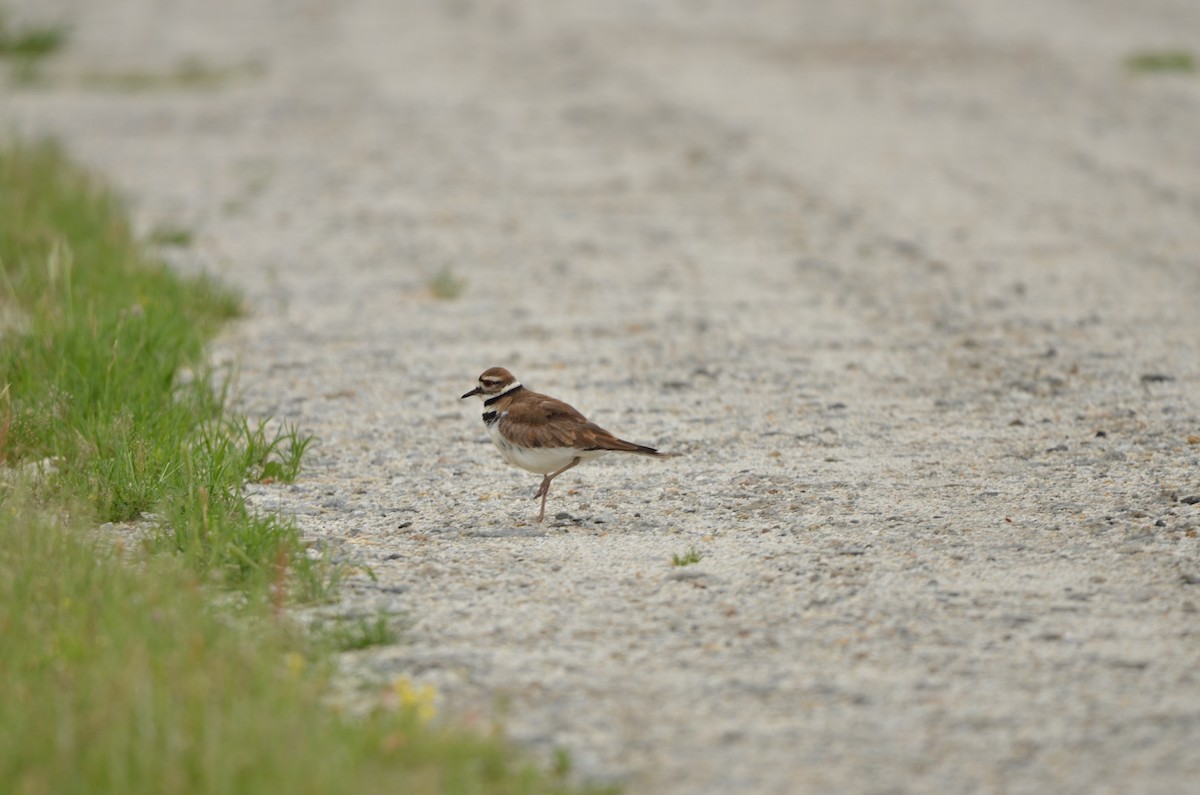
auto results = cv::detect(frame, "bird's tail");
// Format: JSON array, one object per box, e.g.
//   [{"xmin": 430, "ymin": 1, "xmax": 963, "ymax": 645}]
[{"xmin": 595, "ymin": 438, "xmax": 679, "ymax": 457}]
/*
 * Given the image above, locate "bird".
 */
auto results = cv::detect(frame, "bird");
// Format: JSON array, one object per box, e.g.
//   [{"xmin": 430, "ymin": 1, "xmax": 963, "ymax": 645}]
[{"xmin": 461, "ymin": 367, "xmax": 671, "ymax": 522}]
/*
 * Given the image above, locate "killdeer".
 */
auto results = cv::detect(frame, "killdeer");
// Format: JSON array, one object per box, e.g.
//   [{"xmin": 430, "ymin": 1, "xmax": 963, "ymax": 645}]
[{"xmin": 461, "ymin": 367, "xmax": 671, "ymax": 522}]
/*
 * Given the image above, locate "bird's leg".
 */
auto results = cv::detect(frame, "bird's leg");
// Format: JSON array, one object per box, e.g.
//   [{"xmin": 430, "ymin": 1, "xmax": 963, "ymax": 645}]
[{"xmin": 534, "ymin": 457, "xmax": 581, "ymax": 523}]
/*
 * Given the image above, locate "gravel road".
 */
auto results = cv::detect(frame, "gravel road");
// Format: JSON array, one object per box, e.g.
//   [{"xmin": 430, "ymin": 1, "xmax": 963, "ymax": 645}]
[{"xmin": 6, "ymin": 1, "xmax": 1200, "ymax": 792}]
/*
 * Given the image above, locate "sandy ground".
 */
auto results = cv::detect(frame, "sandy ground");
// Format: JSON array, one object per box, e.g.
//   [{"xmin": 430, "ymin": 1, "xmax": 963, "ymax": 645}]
[{"xmin": 5, "ymin": 1, "xmax": 1200, "ymax": 792}]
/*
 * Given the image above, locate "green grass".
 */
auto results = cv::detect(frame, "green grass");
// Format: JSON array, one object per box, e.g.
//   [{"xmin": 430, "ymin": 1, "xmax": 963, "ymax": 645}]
[
  {"xmin": 0, "ymin": 11, "xmax": 259, "ymax": 91},
  {"xmin": 313, "ymin": 614, "xmax": 403, "ymax": 652},
  {"xmin": 0, "ymin": 11, "xmax": 67, "ymax": 60},
  {"xmin": 0, "ymin": 10, "xmax": 68, "ymax": 82},
  {"xmin": 428, "ymin": 266, "xmax": 467, "ymax": 300},
  {"xmin": 0, "ymin": 138, "xmax": 322, "ymax": 597},
  {"xmin": 0, "ymin": 502, "xmax": 603, "ymax": 795},
  {"xmin": 79, "ymin": 58, "xmax": 266, "ymax": 92},
  {"xmin": 0, "ymin": 22, "xmax": 65, "ymax": 59},
  {"xmin": 671, "ymin": 547, "xmax": 704, "ymax": 567},
  {"xmin": 0, "ymin": 138, "xmax": 613, "ymax": 794},
  {"xmin": 1125, "ymin": 49, "xmax": 1195, "ymax": 74},
  {"xmin": 147, "ymin": 225, "xmax": 194, "ymax": 248}
]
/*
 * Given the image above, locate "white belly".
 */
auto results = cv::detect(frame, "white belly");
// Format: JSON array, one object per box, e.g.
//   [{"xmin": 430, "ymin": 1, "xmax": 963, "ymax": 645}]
[{"xmin": 488, "ymin": 425, "xmax": 607, "ymax": 475}]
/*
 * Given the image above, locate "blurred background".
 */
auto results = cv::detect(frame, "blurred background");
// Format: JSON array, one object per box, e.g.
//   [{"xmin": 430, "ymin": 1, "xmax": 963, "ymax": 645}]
[{"xmin": 3, "ymin": 1, "xmax": 1198, "ymax": 792}]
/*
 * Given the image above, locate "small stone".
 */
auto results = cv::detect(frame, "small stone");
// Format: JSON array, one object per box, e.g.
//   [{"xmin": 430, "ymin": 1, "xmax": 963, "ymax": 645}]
[
  {"xmin": 1181, "ymin": 496, "xmax": 1200, "ymax": 505},
  {"xmin": 1107, "ymin": 658, "xmax": 1150, "ymax": 670}
]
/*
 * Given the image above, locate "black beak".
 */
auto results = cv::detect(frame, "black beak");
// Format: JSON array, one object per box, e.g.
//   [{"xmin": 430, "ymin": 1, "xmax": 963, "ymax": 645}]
[{"xmin": 461, "ymin": 387, "xmax": 480, "ymax": 399}]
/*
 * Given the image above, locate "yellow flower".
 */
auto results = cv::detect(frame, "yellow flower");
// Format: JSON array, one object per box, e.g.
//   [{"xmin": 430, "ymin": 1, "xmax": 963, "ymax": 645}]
[
  {"xmin": 284, "ymin": 651, "xmax": 305, "ymax": 678},
  {"xmin": 392, "ymin": 676, "xmax": 437, "ymax": 724}
]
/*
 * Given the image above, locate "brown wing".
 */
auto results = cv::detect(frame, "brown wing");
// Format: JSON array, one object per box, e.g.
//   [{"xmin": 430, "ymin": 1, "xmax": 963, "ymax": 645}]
[{"xmin": 498, "ymin": 393, "xmax": 661, "ymax": 455}]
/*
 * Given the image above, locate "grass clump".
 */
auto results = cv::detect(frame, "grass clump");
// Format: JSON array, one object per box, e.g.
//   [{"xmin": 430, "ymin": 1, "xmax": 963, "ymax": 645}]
[
  {"xmin": 0, "ymin": 9, "xmax": 68, "ymax": 82},
  {"xmin": 0, "ymin": 9, "xmax": 67, "ymax": 57},
  {"xmin": 0, "ymin": 138, "xmax": 321, "ymax": 597},
  {"xmin": 147, "ymin": 224, "xmax": 194, "ymax": 247},
  {"xmin": 0, "ymin": 502, "xmax": 603, "ymax": 795},
  {"xmin": 80, "ymin": 57, "xmax": 266, "ymax": 92},
  {"xmin": 313, "ymin": 614, "xmax": 402, "ymax": 652},
  {"xmin": 1125, "ymin": 49, "xmax": 1195, "ymax": 74},
  {"xmin": 0, "ymin": 19, "xmax": 66, "ymax": 59},
  {"xmin": 428, "ymin": 266, "xmax": 467, "ymax": 299},
  {"xmin": 671, "ymin": 547, "xmax": 704, "ymax": 567}
]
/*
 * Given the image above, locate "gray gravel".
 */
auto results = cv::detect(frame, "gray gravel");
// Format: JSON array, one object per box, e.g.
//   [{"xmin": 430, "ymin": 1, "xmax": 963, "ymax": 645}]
[{"xmin": 6, "ymin": 1, "xmax": 1200, "ymax": 792}]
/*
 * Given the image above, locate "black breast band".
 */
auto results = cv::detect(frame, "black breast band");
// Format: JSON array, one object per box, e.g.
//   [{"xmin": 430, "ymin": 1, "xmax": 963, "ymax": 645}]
[{"xmin": 484, "ymin": 385, "xmax": 523, "ymax": 407}]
